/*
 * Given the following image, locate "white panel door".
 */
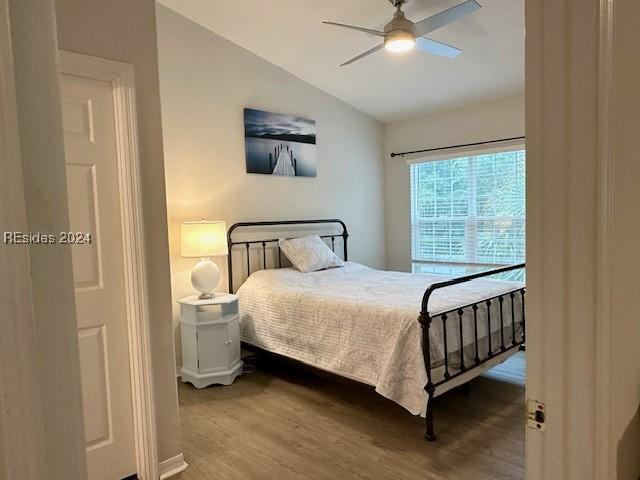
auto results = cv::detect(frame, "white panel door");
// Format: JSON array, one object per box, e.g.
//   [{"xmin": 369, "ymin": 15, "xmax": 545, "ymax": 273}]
[{"xmin": 60, "ymin": 73, "xmax": 137, "ymax": 480}]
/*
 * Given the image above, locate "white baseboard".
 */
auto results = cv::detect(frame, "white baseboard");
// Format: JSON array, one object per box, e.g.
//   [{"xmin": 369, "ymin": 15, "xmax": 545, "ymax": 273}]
[{"xmin": 159, "ymin": 453, "xmax": 188, "ymax": 480}]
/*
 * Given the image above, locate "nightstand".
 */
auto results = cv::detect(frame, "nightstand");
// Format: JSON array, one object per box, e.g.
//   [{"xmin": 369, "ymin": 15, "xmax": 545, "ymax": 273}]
[{"xmin": 178, "ymin": 294, "xmax": 243, "ymax": 388}]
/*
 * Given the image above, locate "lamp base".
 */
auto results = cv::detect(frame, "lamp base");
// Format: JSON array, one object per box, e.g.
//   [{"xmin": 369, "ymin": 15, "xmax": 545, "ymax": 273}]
[{"xmin": 191, "ymin": 258, "xmax": 220, "ymax": 299}]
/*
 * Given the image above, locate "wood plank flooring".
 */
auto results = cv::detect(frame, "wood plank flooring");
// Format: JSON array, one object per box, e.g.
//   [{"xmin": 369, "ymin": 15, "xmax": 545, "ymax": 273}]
[{"xmin": 174, "ymin": 352, "xmax": 525, "ymax": 480}]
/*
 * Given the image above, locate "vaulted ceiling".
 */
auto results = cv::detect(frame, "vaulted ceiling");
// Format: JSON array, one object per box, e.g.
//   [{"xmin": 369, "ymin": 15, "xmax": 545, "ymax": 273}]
[{"xmin": 156, "ymin": 0, "xmax": 524, "ymax": 122}]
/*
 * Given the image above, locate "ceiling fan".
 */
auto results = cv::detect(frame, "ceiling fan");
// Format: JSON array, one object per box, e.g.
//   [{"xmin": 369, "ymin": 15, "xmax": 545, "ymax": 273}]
[{"xmin": 323, "ymin": 0, "xmax": 481, "ymax": 66}]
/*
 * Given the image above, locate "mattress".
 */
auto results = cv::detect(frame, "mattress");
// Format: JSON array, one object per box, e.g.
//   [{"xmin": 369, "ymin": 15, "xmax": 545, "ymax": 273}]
[{"xmin": 237, "ymin": 262, "xmax": 524, "ymax": 415}]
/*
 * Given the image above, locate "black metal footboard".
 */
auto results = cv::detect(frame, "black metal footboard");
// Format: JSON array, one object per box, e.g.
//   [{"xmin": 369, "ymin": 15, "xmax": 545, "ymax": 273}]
[{"xmin": 418, "ymin": 263, "xmax": 526, "ymax": 441}]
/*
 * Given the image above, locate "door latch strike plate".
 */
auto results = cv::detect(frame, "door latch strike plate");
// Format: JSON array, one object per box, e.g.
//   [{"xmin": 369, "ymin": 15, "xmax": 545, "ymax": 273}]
[{"xmin": 527, "ymin": 399, "xmax": 546, "ymax": 432}]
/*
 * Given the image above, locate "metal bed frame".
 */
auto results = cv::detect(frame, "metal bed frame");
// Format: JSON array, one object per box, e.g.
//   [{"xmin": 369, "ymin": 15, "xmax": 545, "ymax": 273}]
[{"xmin": 227, "ymin": 219, "xmax": 525, "ymax": 441}]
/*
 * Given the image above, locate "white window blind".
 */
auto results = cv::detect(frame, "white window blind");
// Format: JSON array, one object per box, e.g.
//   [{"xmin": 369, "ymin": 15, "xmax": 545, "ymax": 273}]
[{"xmin": 410, "ymin": 149, "xmax": 525, "ymax": 269}]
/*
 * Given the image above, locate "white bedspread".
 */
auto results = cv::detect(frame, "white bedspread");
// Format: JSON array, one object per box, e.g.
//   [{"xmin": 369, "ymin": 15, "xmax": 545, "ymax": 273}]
[{"xmin": 237, "ymin": 262, "xmax": 523, "ymax": 415}]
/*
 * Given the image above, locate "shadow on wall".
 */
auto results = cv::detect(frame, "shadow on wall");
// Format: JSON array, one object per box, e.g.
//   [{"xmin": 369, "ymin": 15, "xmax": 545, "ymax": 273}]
[{"xmin": 617, "ymin": 402, "xmax": 640, "ymax": 480}]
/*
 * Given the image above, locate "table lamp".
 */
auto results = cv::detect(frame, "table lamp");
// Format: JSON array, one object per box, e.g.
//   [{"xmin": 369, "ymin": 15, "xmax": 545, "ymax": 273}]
[{"xmin": 181, "ymin": 220, "xmax": 228, "ymax": 299}]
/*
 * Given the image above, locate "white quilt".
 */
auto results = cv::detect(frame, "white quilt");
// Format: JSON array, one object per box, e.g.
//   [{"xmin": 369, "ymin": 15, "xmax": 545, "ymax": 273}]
[{"xmin": 237, "ymin": 262, "xmax": 523, "ymax": 415}]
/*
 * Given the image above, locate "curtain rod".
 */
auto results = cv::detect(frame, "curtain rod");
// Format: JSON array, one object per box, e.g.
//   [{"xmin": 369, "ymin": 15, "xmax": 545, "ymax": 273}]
[{"xmin": 390, "ymin": 136, "xmax": 526, "ymax": 158}]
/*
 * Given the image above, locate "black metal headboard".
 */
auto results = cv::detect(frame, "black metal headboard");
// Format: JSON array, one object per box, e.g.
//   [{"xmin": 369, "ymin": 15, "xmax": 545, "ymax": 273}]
[{"xmin": 226, "ymin": 219, "xmax": 349, "ymax": 293}]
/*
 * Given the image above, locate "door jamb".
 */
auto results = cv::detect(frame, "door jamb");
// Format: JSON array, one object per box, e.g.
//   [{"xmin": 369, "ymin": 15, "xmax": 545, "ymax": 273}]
[
  {"xmin": 594, "ymin": 0, "xmax": 615, "ymax": 477},
  {"xmin": 525, "ymin": 0, "xmax": 615, "ymax": 478},
  {"xmin": 58, "ymin": 50, "xmax": 159, "ymax": 480}
]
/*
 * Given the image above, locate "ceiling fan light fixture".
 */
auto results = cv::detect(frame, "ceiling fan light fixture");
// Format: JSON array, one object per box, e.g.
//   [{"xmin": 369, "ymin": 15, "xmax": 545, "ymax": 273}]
[
  {"xmin": 384, "ymin": 30, "xmax": 416, "ymax": 53},
  {"xmin": 324, "ymin": 0, "xmax": 481, "ymax": 66}
]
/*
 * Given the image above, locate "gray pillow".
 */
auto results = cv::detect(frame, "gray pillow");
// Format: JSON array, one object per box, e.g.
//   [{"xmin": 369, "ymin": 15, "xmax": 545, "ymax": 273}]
[{"xmin": 278, "ymin": 235, "xmax": 345, "ymax": 273}]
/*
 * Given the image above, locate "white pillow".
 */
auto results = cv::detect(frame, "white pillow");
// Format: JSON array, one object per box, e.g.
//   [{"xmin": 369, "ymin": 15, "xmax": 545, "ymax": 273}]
[{"xmin": 278, "ymin": 235, "xmax": 344, "ymax": 273}]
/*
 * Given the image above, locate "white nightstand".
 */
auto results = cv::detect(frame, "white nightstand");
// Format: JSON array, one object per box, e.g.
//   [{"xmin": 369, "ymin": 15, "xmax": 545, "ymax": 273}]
[{"xmin": 178, "ymin": 294, "xmax": 243, "ymax": 388}]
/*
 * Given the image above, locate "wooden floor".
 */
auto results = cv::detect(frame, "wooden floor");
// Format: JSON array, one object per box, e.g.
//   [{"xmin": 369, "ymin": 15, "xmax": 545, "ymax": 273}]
[{"xmin": 174, "ymin": 352, "xmax": 525, "ymax": 480}]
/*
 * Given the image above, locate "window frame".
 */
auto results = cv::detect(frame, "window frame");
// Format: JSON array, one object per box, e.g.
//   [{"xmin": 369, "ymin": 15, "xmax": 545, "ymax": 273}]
[{"xmin": 408, "ymin": 142, "xmax": 526, "ymax": 272}]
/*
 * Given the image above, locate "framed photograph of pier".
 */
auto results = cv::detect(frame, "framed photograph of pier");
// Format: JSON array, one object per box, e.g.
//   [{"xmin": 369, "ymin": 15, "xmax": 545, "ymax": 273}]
[{"xmin": 243, "ymin": 108, "xmax": 317, "ymax": 177}]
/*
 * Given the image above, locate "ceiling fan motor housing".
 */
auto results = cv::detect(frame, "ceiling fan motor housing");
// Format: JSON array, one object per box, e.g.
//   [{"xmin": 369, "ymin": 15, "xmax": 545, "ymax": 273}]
[{"xmin": 384, "ymin": 10, "xmax": 416, "ymax": 47}]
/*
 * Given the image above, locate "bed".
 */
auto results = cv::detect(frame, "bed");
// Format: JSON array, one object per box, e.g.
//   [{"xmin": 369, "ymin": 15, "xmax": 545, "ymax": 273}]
[{"xmin": 227, "ymin": 219, "xmax": 525, "ymax": 441}]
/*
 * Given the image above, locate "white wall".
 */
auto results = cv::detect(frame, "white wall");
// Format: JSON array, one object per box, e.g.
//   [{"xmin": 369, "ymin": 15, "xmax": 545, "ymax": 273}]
[
  {"xmin": 4, "ymin": 0, "xmax": 86, "ymax": 477},
  {"xmin": 155, "ymin": 5, "xmax": 386, "ymax": 366},
  {"xmin": 383, "ymin": 95, "xmax": 525, "ymax": 272}
]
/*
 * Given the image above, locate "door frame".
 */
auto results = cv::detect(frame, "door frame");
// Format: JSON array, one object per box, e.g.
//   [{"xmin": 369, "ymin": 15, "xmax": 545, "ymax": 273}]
[
  {"xmin": 59, "ymin": 50, "xmax": 159, "ymax": 480},
  {"xmin": 594, "ymin": 0, "xmax": 615, "ymax": 477},
  {"xmin": 525, "ymin": 0, "xmax": 615, "ymax": 478}
]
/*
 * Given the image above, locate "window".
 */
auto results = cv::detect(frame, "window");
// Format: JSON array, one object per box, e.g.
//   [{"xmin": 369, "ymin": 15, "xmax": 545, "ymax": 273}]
[{"xmin": 410, "ymin": 149, "xmax": 525, "ymax": 278}]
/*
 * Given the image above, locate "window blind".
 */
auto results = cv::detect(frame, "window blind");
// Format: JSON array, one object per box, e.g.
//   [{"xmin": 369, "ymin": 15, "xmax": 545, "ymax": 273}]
[{"xmin": 410, "ymin": 149, "xmax": 525, "ymax": 268}]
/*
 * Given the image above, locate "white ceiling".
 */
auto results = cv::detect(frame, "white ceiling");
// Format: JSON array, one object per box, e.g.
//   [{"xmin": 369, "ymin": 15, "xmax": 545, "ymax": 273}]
[{"xmin": 156, "ymin": 0, "xmax": 524, "ymax": 123}]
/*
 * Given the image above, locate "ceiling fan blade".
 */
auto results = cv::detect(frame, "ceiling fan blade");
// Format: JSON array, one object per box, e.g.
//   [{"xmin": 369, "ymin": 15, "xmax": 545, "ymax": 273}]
[
  {"xmin": 415, "ymin": 37, "xmax": 462, "ymax": 58},
  {"xmin": 322, "ymin": 22, "xmax": 386, "ymax": 37},
  {"xmin": 413, "ymin": 0, "xmax": 482, "ymax": 37},
  {"xmin": 340, "ymin": 44, "xmax": 385, "ymax": 67}
]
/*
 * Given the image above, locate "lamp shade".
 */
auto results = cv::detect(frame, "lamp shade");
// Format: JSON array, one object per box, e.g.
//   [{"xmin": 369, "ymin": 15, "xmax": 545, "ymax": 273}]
[{"xmin": 181, "ymin": 221, "xmax": 228, "ymax": 258}]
